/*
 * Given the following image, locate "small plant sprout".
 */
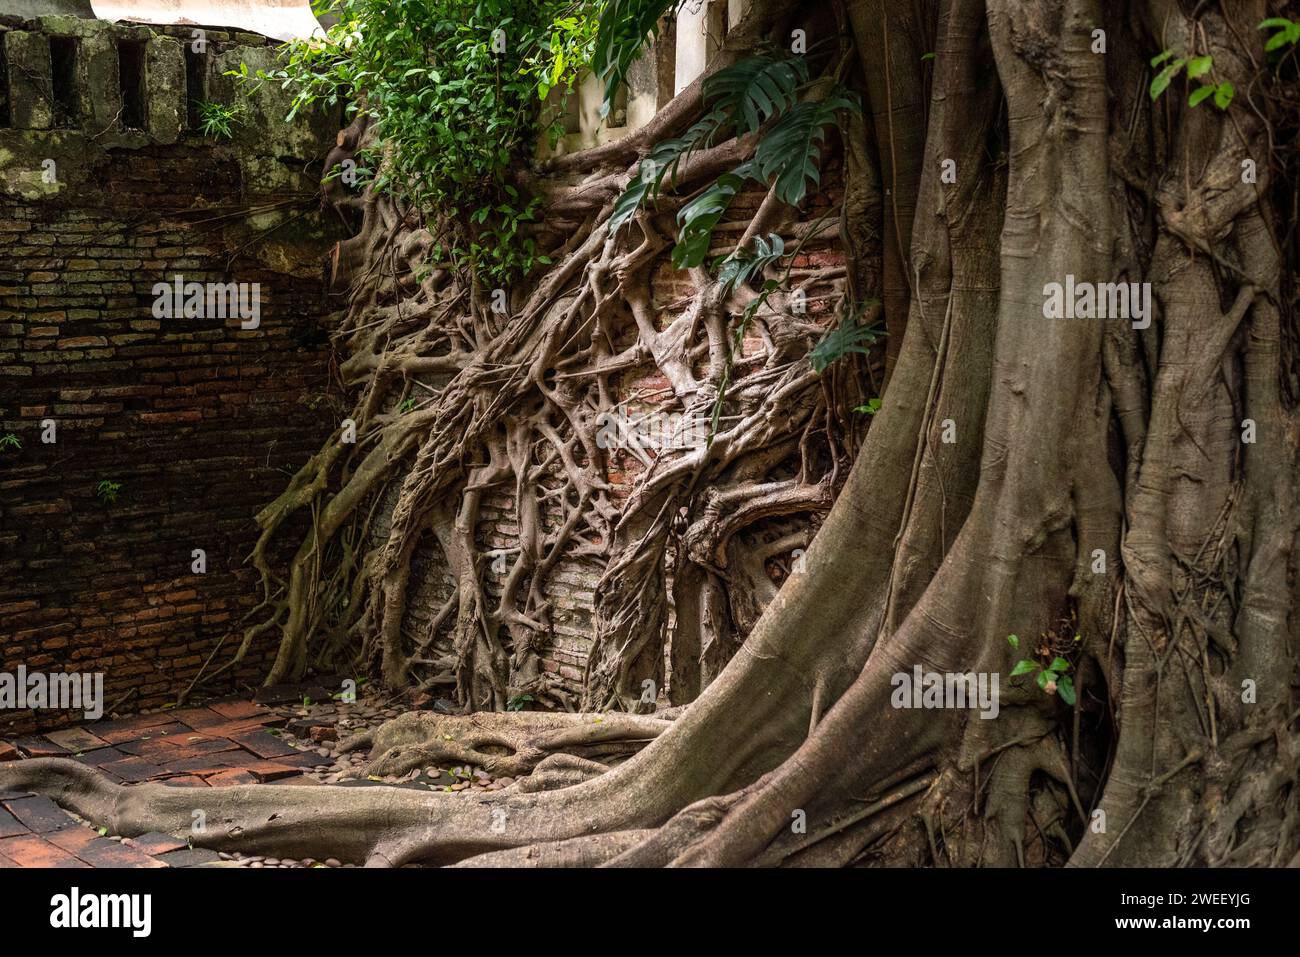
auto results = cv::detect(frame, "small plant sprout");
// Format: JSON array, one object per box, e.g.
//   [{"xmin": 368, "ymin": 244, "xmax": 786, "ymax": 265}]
[
  {"xmin": 1007, "ymin": 633, "xmax": 1077, "ymax": 706},
  {"xmin": 196, "ymin": 100, "xmax": 245, "ymax": 139},
  {"xmin": 1259, "ymin": 17, "xmax": 1300, "ymax": 53},
  {"xmin": 507, "ymin": 693, "xmax": 534, "ymax": 712},
  {"xmin": 95, "ymin": 480, "xmax": 122, "ymax": 504},
  {"xmin": 1150, "ymin": 50, "xmax": 1234, "ymax": 109},
  {"xmin": 854, "ymin": 398, "xmax": 883, "ymax": 416},
  {"xmin": 0, "ymin": 432, "xmax": 20, "ymax": 452}
]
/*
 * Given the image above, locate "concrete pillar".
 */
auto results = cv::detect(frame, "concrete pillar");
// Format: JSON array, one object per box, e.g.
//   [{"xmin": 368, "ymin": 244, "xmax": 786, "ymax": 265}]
[
  {"xmin": 5, "ymin": 31, "xmax": 54, "ymax": 129},
  {"xmin": 674, "ymin": 0, "xmax": 711, "ymax": 95},
  {"xmin": 145, "ymin": 34, "xmax": 185, "ymax": 144}
]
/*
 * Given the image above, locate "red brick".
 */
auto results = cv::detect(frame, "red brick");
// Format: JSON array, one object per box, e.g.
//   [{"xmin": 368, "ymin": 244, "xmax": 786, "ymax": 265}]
[
  {"xmin": 204, "ymin": 769, "xmax": 258, "ymax": 787},
  {"xmin": 46, "ymin": 824, "xmax": 101, "ymax": 854},
  {"xmin": 245, "ymin": 762, "xmax": 301, "ymax": 783},
  {"xmin": 97, "ymin": 757, "xmax": 165, "ymax": 783},
  {"xmin": 230, "ymin": 729, "xmax": 297, "ymax": 759},
  {"xmin": 76, "ymin": 837, "xmax": 169, "ymax": 868},
  {"xmin": 0, "ymin": 808, "xmax": 28, "ymax": 839},
  {"xmin": 92, "ymin": 712, "xmax": 181, "ymax": 744},
  {"xmin": 207, "ymin": 699, "xmax": 268, "ymax": 721},
  {"xmin": 42, "ymin": 727, "xmax": 109, "ymax": 753},
  {"xmin": 124, "ymin": 832, "xmax": 188, "ymax": 856},
  {"xmin": 0, "ymin": 834, "xmax": 91, "ymax": 868},
  {"xmin": 170, "ymin": 707, "xmax": 230, "ymax": 730},
  {"xmin": 3, "ymin": 796, "xmax": 71, "ymax": 833},
  {"xmin": 12, "ymin": 735, "xmax": 67, "ymax": 758},
  {"xmin": 160, "ymin": 775, "xmax": 209, "ymax": 788}
]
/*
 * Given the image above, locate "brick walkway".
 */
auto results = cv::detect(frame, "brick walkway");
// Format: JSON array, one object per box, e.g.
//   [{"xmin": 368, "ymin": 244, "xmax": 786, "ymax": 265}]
[{"xmin": 0, "ymin": 698, "xmax": 330, "ymax": 868}]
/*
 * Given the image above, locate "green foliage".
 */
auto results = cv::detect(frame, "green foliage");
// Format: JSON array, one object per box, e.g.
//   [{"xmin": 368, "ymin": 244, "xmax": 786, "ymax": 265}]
[
  {"xmin": 399, "ymin": 396, "xmax": 418, "ymax": 414},
  {"xmin": 610, "ymin": 107, "xmax": 728, "ymax": 233},
  {"xmin": 810, "ymin": 303, "xmax": 883, "ymax": 374},
  {"xmin": 611, "ymin": 54, "xmax": 857, "ymax": 268},
  {"xmin": 507, "ymin": 693, "xmax": 535, "ymax": 711},
  {"xmin": 753, "ymin": 94, "xmax": 859, "ymax": 206},
  {"xmin": 1259, "ymin": 17, "xmax": 1300, "ymax": 53},
  {"xmin": 1007, "ymin": 634, "xmax": 1077, "ymax": 706},
  {"xmin": 238, "ymin": 0, "xmax": 599, "ymax": 283},
  {"xmin": 196, "ymin": 100, "xmax": 245, "ymax": 138},
  {"xmin": 1150, "ymin": 50, "xmax": 1185, "ymax": 100},
  {"xmin": 592, "ymin": 0, "xmax": 676, "ymax": 116},
  {"xmin": 673, "ymin": 164, "xmax": 752, "ymax": 269},
  {"xmin": 1150, "ymin": 50, "xmax": 1233, "ymax": 109},
  {"xmin": 95, "ymin": 480, "xmax": 122, "ymax": 504},
  {"xmin": 717, "ymin": 232, "xmax": 785, "ymax": 296},
  {"xmin": 531, "ymin": 11, "xmax": 601, "ymax": 102},
  {"xmin": 0, "ymin": 432, "xmax": 20, "ymax": 452},
  {"xmin": 854, "ymin": 398, "xmax": 882, "ymax": 416},
  {"xmin": 702, "ymin": 55, "xmax": 809, "ymax": 134}
]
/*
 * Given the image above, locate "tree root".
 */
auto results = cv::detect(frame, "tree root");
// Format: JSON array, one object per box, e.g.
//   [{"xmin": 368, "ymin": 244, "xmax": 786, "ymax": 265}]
[{"xmin": 350, "ymin": 710, "xmax": 675, "ymax": 778}]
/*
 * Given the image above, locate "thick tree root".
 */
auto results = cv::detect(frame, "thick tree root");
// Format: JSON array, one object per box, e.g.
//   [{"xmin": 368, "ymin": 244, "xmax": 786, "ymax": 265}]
[{"xmin": 348, "ymin": 710, "xmax": 675, "ymax": 778}]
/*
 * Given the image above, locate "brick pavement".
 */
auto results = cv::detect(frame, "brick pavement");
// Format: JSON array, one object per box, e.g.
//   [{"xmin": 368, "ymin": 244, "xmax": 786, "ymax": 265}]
[{"xmin": 0, "ymin": 697, "xmax": 330, "ymax": 867}]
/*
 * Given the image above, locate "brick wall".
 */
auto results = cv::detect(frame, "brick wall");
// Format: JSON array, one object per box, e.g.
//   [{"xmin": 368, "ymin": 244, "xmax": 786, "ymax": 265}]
[
  {"xmin": 0, "ymin": 14, "xmax": 341, "ymax": 733},
  {"xmin": 395, "ymin": 173, "xmax": 848, "ymax": 694}
]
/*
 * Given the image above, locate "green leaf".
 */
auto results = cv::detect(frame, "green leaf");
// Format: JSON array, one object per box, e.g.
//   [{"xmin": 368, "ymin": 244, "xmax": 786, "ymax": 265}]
[
  {"xmin": 1149, "ymin": 58, "xmax": 1185, "ymax": 100},
  {"xmin": 1188, "ymin": 84, "xmax": 1215, "ymax": 107},
  {"xmin": 1259, "ymin": 18, "xmax": 1300, "ymax": 52},
  {"xmin": 672, "ymin": 165, "xmax": 752, "ymax": 269},
  {"xmin": 609, "ymin": 109, "xmax": 729, "ymax": 234},
  {"xmin": 1036, "ymin": 669, "xmax": 1051, "ymax": 690},
  {"xmin": 1048, "ymin": 657, "xmax": 1071, "ymax": 674},
  {"xmin": 753, "ymin": 93, "xmax": 859, "ymax": 207},
  {"xmin": 1185, "ymin": 55, "xmax": 1212, "ymax": 79},
  {"xmin": 1150, "ymin": 49, "xmax": 1175, "ymax": 67},
  {"xmin": 853, "ymin": 398, "xmax": 883, "ymax": 415},
  {"xmin": 1006, "ymin": 633, "xmax": 1019, "ymax": 649},
  {"xmin": 1213, "ymin": 81, "xmax": 1234, "ymax": 109},
  {"xmin": 1265, "ymin": 30, "xmax": 1291, "ymax": 52},
  {"xmin": 702, "ymin": 55, "xmax": 809, "ymax": 134},
  {"xmin": 717, "ymin": 233, "xmax": 786, "ymax": 296},
  {"xmin": 1010, "ymin": 659, "xmax": 1039, "ymax": 677},
  {"xmin": 592, "ymin": 0, "xmax": 676, "ymax": 117},
  {"xmin": 1057, "ymin": 675, "xmax": 1077, "ymax": 707},
  {"xmin": 809, "ymin": 303, "xmax": 883, "ymax": 373}
]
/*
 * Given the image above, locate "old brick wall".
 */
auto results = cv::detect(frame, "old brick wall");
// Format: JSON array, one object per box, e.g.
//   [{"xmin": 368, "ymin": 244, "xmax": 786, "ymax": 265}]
[
  {"xmin": 395, "ymin": 172, "xmax": 848, "ymax": 695},
  {"xmin": 0, "ymin": 14, "xmax": 342, "ymax": 733}
]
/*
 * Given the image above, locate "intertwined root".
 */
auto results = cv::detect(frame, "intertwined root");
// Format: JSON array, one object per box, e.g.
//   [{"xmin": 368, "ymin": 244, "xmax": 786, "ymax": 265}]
[
  {"xmin": 194, "ymin": 0, "xmax": 857, "ymax": 722},
  {"xmin": 346, "ymin": 709, "xmax": 677, "ymax": 778}
]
